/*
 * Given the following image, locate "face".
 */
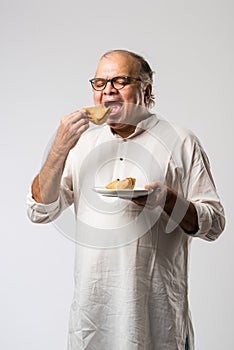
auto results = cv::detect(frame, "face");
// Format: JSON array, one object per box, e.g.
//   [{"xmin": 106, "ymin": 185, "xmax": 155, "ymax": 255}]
[{"xmin": 92, "ymin": 52, "xmax": 151, "ymax": 136}]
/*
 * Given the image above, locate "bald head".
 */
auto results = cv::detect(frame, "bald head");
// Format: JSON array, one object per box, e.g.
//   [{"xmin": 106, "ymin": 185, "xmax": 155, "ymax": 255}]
[{"xmin": 99, "ymin": 49, "xmax": 155, "ymax": 108}]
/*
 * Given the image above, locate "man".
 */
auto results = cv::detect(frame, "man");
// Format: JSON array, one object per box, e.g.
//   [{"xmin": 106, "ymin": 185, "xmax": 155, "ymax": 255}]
[{"xmin": 27, "ymin": 49, "xmax": 225, "ymax": 350}]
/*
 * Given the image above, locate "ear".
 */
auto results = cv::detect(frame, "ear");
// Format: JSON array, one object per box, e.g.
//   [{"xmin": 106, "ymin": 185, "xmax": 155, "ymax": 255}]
[{"xmin": 144, "ymin": 84, "xmax": 152, "ymax": 105}]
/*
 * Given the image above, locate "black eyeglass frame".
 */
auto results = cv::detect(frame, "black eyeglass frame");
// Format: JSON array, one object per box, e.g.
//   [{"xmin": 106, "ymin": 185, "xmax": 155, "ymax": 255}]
[{"xmin": 89, "ymin": 75, "xmax": 142, "ymax": 91}]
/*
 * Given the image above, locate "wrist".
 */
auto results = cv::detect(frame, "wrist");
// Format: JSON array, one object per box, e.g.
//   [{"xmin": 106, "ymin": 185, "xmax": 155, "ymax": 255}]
[
  {"xmin": 163, "ymin": 189, "xmax": 198, "ymax": 234},
  {"xmin": 49, "ymin": 146, "xmax": 68, "ymax": 166}
]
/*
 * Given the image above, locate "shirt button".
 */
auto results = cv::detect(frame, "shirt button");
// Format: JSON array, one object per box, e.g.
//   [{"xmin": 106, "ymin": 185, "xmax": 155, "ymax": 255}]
[
  {"xmin": 120, "ymin": 157, "xmax": 123, "ymax": 161},
  {"xmin": 123, "ymin": 139, "xmax": 127, "ymax": 142}
]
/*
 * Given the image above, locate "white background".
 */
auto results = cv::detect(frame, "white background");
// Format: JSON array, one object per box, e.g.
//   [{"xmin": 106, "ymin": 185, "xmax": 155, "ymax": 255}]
[{"xmin": 1, "ymin": 0, "xmax": 233, "ymax": 349}]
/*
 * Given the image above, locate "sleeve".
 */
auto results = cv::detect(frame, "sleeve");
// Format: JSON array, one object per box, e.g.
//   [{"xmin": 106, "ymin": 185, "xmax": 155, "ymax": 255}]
[
  {"xmin": 184, "ymin": 135, "xmax": 225, "ymax": 241},
  {"xmin": 27, "ymin": 154, "xmax": 74, "ymax": 224}
]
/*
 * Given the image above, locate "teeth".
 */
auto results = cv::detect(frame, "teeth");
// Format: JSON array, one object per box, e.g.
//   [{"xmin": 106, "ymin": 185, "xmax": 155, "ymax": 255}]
[{"xmin": 105, "ymin": 102, "xmax": 122, "ymax": 107}]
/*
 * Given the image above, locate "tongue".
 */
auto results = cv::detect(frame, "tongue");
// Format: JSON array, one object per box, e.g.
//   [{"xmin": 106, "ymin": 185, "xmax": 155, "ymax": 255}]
[{"xmin": 110, "ymin": 103, "xmax": 122, "ymax": 115}]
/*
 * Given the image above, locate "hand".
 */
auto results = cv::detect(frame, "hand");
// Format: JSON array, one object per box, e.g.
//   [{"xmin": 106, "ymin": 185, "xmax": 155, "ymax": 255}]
[
  {"xmin": 51, "ymin": 109, "xmax": 89, "ymax": 158},
  {"xmin": 31, "ymin": 109, "xmax": 90, "ymax": 204},
  {"xmin": 132, "ymin": 181, "xmax": 168, "ymax": 209},
  {"xmin": 133, "ymin": 181, "xmax": 199, "ymax": 234}
]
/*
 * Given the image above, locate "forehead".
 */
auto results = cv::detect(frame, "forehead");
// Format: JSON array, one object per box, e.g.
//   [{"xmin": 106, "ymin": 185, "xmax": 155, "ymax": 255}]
[{"xmin": 95, "ymin": 53, "xmax": 139, "ymax": 77}]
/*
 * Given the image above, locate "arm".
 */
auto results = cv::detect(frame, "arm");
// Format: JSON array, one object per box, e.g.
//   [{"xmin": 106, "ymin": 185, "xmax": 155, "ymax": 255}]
[
  {"xmin": 132, "ymin": 133, "xmax": 225, "ymax": 240},
  {"xmin": 31, "ymin": 109, "xmax": 89, "ymax": 204},
  {"xmin": 163, "ymin": 186, "xmax": 199, "ymax": 234},
  {"xmin": 133, "ymin": 182, "xmax": 199, "ymax": 234}
]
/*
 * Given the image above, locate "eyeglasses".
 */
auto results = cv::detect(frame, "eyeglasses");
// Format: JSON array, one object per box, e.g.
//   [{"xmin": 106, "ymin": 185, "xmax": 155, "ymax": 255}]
[{"xmin": 89, "ymin": 75, "xmax": 142, "ymax": 91}]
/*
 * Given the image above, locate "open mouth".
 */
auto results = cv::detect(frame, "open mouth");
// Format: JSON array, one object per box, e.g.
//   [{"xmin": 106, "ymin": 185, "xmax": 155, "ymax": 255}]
[{"xmin": 104, "ymin": 102, "xmax": 123, "ymax": 116}]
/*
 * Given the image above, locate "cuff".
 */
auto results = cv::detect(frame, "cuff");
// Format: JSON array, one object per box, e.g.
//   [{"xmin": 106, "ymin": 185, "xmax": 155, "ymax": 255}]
[
  {"xmin": 27, "ymin": 191, "xmax": 61, "ymax": 223},
  {"xmin": 27, "ymin": 193, "xmax": 60, "ymax": 212},
  {"xmin": 190, "ymin": 201, "xmax": 212, "ymax": 238}
]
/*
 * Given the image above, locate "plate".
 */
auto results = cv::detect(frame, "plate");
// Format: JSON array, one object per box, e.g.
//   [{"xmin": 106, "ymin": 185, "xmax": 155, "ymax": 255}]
[{"xmin": 93, "ymin": 187, "xmax": 153, "ymax": 198}]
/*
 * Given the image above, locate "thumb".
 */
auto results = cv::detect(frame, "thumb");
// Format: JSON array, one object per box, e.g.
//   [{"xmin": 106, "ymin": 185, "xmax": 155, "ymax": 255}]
[{"xmin": 144, "ymin": 181, "xmax": 159, "ymax": 190}]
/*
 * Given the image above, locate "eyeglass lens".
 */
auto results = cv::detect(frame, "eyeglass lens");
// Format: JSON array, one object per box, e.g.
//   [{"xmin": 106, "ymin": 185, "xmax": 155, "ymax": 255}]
[{"xmin": 91, "ymin": 76, "xmax": 130, "ymax": 91}]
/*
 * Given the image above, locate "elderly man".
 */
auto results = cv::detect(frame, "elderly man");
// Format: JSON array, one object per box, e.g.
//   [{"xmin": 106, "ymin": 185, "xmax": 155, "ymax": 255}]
[{"xmin": 28, "ymin": 49, "xmax": 225, "ymax": 350}]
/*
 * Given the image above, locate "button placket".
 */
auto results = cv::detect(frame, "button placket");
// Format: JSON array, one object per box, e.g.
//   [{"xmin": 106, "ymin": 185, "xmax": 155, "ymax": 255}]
[
  {"xmin": 119, "ymin": 138, "xmax": 129, "ymax": 164},
  {"xmin": 111, "ymin": 138, "xmax": 132, "ymax": 180}
]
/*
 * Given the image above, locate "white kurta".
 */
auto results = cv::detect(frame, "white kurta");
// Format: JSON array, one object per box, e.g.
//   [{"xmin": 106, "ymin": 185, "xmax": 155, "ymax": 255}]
[{"xmin": 27, "ymin": 114, "xmax": 225, "ymax": 350}]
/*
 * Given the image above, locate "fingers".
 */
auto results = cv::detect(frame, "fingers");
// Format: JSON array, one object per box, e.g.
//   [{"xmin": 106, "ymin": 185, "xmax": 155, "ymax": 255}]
[
  {"xmin": 61, "ymin": 109, "xmax": 89, "ymax": 126},
  {"xmin": 144, "ymin": 181, "xmax": 159, "ymax": 190},
  {"xmin": 52, "ymin": 109, "xmax": 91, "ymax": 156},
  {"xmin": 60, "ymin": 109, "xmax": 90, "ymax": 131},
  {"xmin": 132, "ymin": 182, "xmax": 167, "ymax": 209}
]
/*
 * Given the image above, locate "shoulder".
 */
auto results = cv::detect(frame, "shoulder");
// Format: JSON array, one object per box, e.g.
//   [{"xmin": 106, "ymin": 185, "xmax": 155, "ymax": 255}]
[
  {"xmin": 156, "ymin": 117, "xmax": 195, "ymax": 138},
  {"xmin": 150, "ymin": 116, "xmax": 199, "ymax": 151}
]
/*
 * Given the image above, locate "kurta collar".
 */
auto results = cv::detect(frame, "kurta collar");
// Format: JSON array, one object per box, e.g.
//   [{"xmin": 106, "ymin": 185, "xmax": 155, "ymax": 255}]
[{"xmin": 109, "ymin": 113, "xmax": 159, "ymax": 139}]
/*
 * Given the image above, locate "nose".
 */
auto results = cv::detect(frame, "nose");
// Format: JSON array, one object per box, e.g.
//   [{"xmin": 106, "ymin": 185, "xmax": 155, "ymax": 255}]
[{"xmin": 103, "ymin": 80, "xmax": 118, "ymax": 95}]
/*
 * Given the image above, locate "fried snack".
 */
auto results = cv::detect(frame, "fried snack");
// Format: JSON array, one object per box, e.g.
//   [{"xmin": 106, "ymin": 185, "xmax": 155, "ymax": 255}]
[
  {"xmin": 85, "ymin": 106, "xmax": 112, "ymax": 125},
  {"xmin": 105, "ymin": 177, "xmax": 136, "ymax": 190}
]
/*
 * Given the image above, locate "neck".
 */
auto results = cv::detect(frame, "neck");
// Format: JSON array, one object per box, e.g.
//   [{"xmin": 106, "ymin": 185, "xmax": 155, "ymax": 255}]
[
  {"xmin": 109, "ymin": 110, "xmax": 151, "ymax": 138},
  {"xmin": 110, "ymin": 124, "xmax": 137, "ymax": 138}
]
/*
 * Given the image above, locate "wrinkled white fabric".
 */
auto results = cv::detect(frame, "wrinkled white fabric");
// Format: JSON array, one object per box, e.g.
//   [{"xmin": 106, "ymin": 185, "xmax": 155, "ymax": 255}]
[{"xmin": 27, "ymin": 114, "xmax": 225, "ymax": 350}]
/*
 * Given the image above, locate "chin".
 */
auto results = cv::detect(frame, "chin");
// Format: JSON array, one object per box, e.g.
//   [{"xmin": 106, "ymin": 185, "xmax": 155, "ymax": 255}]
[{"xmin": 106, "ymin": 113, "xmax": 124, "ymax": 126}]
